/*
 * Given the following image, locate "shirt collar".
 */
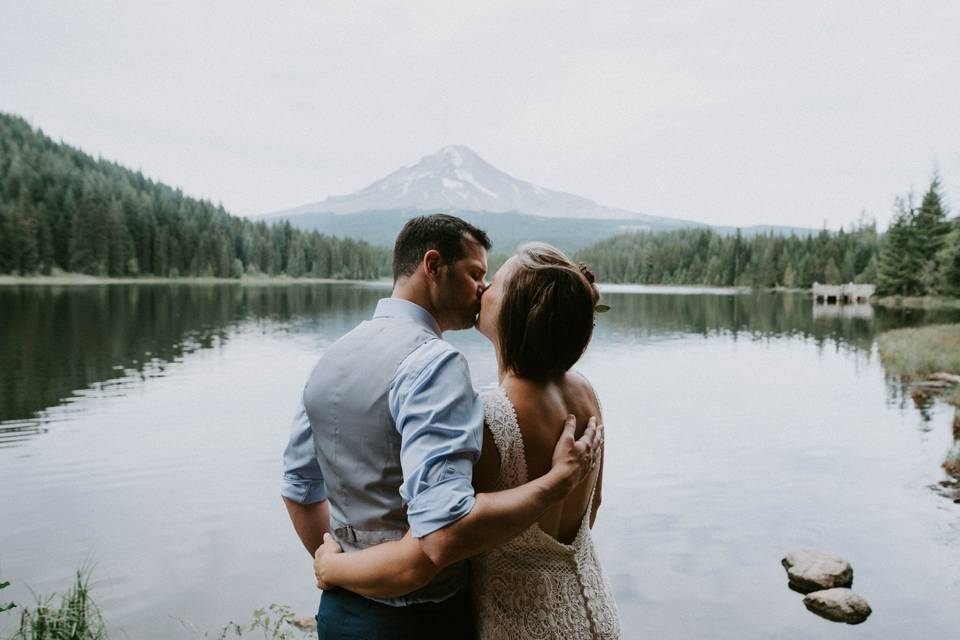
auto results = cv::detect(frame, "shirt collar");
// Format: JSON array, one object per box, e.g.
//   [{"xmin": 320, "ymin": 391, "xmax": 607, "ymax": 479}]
[{"xmin": 373, "ymin": 298, "xmax": 442, "ymax": 337}]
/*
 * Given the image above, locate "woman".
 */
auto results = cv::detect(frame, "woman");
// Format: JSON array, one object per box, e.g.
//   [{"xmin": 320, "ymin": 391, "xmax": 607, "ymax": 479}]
[{"xmin": 315, "ymin": 242, "xmax": 621, "ymax": 639}]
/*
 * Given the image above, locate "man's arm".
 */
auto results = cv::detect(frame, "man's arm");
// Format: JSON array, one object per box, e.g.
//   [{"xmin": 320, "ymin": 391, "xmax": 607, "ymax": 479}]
[
  {"xmin": 284, "ymin": 497, "xmax": 330, "ymax": 556},
  {"xmin": 313, "ymin": 416, "xmax": 601, "ymax": 596},
  {"xmin": 417, "ymin": 415, "xmax": 600, "ymax": 567},
  {"xmin": 281, "ymin": 398, "xmax": 330, "ymax": 556}
]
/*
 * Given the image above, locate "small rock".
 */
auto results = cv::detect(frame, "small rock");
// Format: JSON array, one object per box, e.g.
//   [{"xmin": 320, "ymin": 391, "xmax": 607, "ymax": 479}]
[
  {"xmin": 289, "ymin": 616, "xmax": 317, "ymax": 632},
  {"xmin": 929, "ymin": 372, "xmax": 960, "ymax": 385},
  {"xmin": 803, "ymin": 588, "xmax": 872, "ymax": 624},
  {"xmin": 782, "ymin": 550, "xmax": 853, "ymax": 593}
]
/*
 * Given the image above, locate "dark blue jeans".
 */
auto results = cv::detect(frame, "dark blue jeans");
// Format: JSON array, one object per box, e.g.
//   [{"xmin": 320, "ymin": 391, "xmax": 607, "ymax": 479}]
[{"xmin": 316, "ymin": 587, "xmax": 474, "ymax": 640}]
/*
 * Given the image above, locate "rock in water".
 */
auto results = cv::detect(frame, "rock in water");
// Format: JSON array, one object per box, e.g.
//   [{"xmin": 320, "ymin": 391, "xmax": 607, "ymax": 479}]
[
  {"xmin": 782, "ymin": 550, "xmax": 853, "ymax": 593},
  {"xmin": 803, "ymin": 588, "xmax": 872, "ymax": 624}
]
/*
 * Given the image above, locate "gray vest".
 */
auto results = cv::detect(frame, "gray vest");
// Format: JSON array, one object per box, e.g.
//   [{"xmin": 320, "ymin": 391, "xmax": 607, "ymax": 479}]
[{"xmin": 303, "ymin": 315, "xmax": 468, "ymax": 605}]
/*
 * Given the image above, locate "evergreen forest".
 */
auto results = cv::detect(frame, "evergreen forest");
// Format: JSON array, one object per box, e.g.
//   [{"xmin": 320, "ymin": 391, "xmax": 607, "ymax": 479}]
[
  {"xmin": 575, "ymin": 175, "xmax": 952, "ymax": 295},
  {"xmin": 575, "ymin": 223, "xmax": 880, "ymax": 288},
  {"xmin": 1, "ymin": 112, "xmax": 955, "ymax": 297},
  {"xmin": 0, "ymin": 113, "xmax": 390, "ymax": 279}
]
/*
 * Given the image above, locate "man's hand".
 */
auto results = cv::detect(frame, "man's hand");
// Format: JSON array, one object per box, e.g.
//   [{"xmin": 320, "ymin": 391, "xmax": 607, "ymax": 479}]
[
  {"xmin": 313, "ymin": 532, "xmax": 343, "ymax": 590},
  {"xmin": 548, "ymin": 415, "xmax": 603, "ymax": 494}
]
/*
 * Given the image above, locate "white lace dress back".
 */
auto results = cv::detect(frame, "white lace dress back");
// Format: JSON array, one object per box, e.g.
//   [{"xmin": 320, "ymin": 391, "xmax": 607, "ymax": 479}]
[{"xmin": 471, "ymin": 388, "xmax": 621, "ymax": 640}]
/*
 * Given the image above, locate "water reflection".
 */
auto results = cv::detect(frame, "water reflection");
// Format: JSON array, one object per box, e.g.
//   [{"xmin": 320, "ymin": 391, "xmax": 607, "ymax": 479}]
[
  {"xmin": 599, "ymin": 289, "xmax": 959, "ymax": 353},
  {"xmin": 4, "ymin": 285, "xmax": 960, "ymax": 445},
  {"xmin": 0, "ymin": 283, "xmax": 388, "ymax": 428},
  {"xmin": 811, "ymin": 302, "xmax": 874, "ymax": 320}
]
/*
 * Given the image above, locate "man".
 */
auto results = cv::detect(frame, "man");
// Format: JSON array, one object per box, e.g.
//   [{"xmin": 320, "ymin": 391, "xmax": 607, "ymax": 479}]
[{"xmin": 282, "ymin": 214, "xmax": 602, "ymax": 639}]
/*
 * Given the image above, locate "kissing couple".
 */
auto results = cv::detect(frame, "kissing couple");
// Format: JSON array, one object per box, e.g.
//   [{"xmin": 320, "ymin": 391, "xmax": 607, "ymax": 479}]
[{"xmin": 282, "ymin": 214, "xmax": 621, "ymax": 639}]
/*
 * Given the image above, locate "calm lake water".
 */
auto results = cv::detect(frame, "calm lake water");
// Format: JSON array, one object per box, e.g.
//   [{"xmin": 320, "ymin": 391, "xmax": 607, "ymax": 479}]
[{"xmin": 1, "ymin": 283, "xmax": 959, "ymax": 639}]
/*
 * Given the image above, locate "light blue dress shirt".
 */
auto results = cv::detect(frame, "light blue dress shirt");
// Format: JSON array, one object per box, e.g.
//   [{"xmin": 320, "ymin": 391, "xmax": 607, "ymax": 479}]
[{"xmin": 282, "ymin": 298, "xmax": 484, "ymax": 538}]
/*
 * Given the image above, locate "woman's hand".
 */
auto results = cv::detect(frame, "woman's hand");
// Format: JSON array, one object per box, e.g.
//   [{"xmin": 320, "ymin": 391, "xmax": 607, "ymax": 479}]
[
  {"xmin": 313, "ymin": 532, "xmax": 343, "ymax": 590},
  {"xmin": 549, "ymin": 415, "xmax": 603, "ymax": 494}
]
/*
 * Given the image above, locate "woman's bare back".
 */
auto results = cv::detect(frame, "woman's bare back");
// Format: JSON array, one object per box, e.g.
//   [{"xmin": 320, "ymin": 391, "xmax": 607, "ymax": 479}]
[{"xmin": 474, "ymin": 370, "xmax": 603, "ymax": 544}]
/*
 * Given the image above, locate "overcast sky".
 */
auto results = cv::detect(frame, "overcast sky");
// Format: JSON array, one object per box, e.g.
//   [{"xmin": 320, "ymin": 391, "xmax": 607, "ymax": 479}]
[{"xmin": 2, "ymin": 1, "xmax": 958, "ymax": 229}]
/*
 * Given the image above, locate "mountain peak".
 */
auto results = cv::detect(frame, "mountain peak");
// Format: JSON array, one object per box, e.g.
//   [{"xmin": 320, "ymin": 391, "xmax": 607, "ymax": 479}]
[
  {"xmin": 436, "ymin": 144, "xmax": 475, "ymax": 159},
  {"xmin": 416, "ymin": 145, "xmax": 490, "ymax": 172},
  {"xmin": 281, "ymin": 146, "xmax": 648, "ymax": 220}
]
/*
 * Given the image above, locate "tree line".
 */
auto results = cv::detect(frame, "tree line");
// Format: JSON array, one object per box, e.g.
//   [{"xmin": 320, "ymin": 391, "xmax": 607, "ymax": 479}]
[
  {"xmin": 574, "ymin": 222, "xmax": 880, "ymax": 288},
  {"xmin": 575, "ymin": 175, "xmax": 953, "ymax": 294},
  {"xmin": 0, "ymin": 113, "xmax": 390, "ymax": 279}
]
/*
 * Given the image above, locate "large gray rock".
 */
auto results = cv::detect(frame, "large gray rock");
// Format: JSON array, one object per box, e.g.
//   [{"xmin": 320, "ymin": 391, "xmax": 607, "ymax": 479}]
[
  {"xmin": 803, "ymin": 588, "xmax": 872, "ymax": 624},
  {"xmin": 782, "ymin": 550, "xmax": 853, "ymax": 593}
]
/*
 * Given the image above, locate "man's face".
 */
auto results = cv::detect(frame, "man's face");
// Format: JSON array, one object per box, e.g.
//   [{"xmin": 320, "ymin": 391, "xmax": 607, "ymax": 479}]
[{"xmin": 436, "ymin": 236, "xmax": 488, "ymax": 330}]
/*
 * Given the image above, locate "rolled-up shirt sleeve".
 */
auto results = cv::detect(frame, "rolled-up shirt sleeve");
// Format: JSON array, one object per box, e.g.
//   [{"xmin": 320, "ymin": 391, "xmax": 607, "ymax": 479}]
[
  {"xmin": 281, "ymin": 397, "xmax": 327, "ymax": 504},
  {"xmin": 390, "ymin": 341, "xmax": 483, "ymax": 538}
]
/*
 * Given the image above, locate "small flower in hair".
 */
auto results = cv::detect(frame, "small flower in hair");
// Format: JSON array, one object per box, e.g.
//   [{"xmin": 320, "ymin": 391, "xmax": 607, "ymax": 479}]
[
  {"xmin": 577, "ymin": 263, "xmax": 596, "ymax": 284},
  {"xmin": 577, "ymin": 262, "xmax": 610, "ymax": 312}
]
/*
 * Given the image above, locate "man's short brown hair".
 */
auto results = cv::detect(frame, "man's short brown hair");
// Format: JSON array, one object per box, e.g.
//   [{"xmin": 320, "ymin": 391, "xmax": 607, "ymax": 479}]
[
  {"xmin": 498, "ymin": 243, "xmax": 600, "ymax": 379},
  {"xmin": 392, "ymin": 214, "xmax": 491, "ymax": 281}
]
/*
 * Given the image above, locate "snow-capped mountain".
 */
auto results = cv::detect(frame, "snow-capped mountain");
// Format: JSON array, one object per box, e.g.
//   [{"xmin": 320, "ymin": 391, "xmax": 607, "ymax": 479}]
[
  {"xmin": 260, "ymin": 146, "xmax": 816, "ymax": 252},
  {"xmin": 273, "ymin": 145, "xmax": 656, "ymax": 221}
]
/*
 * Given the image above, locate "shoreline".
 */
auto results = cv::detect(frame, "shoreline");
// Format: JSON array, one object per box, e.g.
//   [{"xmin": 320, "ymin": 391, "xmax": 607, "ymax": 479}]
[
  {"xmin": 5, "ymin": 276, "xmax": 958, "ymax": 308},
  {"xmin": 870, "ymin": 295, "xmax": 960, "ymax": 310},
  {"xmin": 0, "ymin": 273, "xmax": 393, "ymax": 287}
]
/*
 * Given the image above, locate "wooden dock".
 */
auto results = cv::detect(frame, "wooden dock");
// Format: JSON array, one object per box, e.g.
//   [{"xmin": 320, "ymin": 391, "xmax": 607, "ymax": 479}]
[{"xmin": 812, "ymin": 282, "xmax": 876, "ymax": 304}]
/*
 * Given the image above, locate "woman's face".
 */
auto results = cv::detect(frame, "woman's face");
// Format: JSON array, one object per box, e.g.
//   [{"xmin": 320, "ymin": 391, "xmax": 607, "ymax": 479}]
[{"xmin": 477, "ymin": 256, "xmax": 518, "ymax": 343}]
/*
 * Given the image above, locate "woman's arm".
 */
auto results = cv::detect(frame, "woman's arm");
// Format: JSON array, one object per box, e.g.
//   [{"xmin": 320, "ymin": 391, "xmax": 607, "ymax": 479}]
[
  {"xmin": 576, "ymin": 370, "xmax": 604, "ymax": 529},
  {"xmin": 589, "ymin": 442, "xmax": 604, "ymax": 528},
  {"xmin": 314, "ymin": 531, "xmax": 440, "ymax": 599},
  {"xmin": 472, "ymin": 425, "xmax": 500, "ymax": 493}
]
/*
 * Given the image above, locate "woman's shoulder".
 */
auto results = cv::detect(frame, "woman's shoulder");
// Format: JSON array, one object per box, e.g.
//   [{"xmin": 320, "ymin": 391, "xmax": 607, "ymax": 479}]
[
  {"xmin": 499, "ymin": 376, "xmax": 549, "ymax": 418},
  {"xmin": 502, "ymin": 370, "xmax": 600, "ymax": 431},
  {"xmin": 563, "ymin": 369, "xmax": 597, "ymax": 396}
]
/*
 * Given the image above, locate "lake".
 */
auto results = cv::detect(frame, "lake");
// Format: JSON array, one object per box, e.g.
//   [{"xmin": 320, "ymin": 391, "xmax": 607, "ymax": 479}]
[{"xmin": 1, "ymin": 283, "xmax": 958, "ymax": 639}]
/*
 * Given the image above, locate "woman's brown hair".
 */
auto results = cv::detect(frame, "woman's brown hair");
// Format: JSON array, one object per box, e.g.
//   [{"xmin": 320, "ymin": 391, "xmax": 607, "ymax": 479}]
[{"xmin": 498, "ymin": 242, "xmax": 600, "ymax": 379}]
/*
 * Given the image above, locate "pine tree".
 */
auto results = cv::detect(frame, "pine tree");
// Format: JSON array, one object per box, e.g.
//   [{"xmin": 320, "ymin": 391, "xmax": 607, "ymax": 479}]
[
  {"xmin": 823, "ymin": 257, "xmax": 842, "ymax": 284},
  {"xmin": 876, "ymin": 196, "xmax": 920, "ymax": 295},
  {"xmin": 913, "ymin": 173, "xmax": 950, "ymax": 293}
]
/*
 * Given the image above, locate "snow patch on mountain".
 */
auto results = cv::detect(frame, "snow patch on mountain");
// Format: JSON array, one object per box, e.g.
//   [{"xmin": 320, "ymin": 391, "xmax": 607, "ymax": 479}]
[{"xmin": 278, "ymin": 145, "xmax": 650, "ymax": 220}]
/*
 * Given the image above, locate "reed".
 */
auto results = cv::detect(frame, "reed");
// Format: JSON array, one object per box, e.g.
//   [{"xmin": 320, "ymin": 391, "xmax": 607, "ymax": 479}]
[{"xmin": 10, "ymin": 571, "xmax": 105, "ymax": 640}]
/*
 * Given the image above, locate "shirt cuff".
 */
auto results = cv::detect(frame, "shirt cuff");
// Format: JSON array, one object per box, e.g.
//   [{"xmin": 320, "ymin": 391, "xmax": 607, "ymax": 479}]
[
  {"xmin": 406, "ymin": 477, "xmax": 476, "ymax": 538},
  {"xmin": 281, "ymin": 474, "xmax": 328, "ymax": 504}
]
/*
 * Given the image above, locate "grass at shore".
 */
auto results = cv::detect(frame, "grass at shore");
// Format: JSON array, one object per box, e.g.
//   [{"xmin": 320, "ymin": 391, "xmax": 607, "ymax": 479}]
[
  {"xmin": 877, "ymin": 324, "xmax": 960, "ymax": 378},
  {"xmin": 877, "ymin": 324, "xmax": 960, "ymax": 406},
  {"xmin": 6, "ymin": 571, "xmax": 106, "ymax": 640},
  {"xmin": 0, "ymin": 273, "xmax": 391, "ymax": 287},
  {"xmin": 2, "ymin": 572, "xmax": 312, "ymax": 640}
]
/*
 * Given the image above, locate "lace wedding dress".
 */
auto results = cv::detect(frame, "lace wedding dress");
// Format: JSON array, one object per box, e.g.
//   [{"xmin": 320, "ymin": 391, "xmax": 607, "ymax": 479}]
[{"xmin": 471, "ymin": 388, "xmax": 622, "ymax": 640}]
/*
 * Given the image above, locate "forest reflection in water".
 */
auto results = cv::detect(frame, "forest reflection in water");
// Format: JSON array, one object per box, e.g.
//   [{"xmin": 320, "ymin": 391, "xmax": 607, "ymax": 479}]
[{"xmin": 4, "ymin": 284, "xmax": 960, "ymax": 435}]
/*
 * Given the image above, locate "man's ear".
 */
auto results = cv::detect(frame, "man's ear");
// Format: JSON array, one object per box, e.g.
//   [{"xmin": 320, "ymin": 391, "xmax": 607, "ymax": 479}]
[{"xmin": 423, "ymin": 250, "xmax": 442, "ymax": 281}]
